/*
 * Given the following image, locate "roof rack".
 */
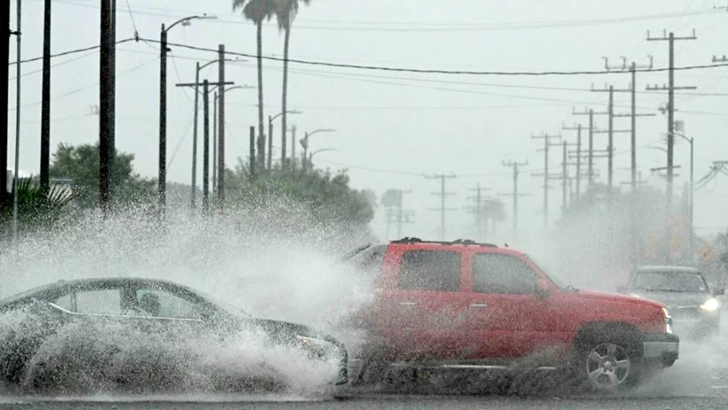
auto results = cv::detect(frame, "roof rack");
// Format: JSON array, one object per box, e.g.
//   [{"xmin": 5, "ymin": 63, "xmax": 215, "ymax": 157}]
[{"xmin": 390, "ymin": 237, "xmax": 497, "ymax": 248}]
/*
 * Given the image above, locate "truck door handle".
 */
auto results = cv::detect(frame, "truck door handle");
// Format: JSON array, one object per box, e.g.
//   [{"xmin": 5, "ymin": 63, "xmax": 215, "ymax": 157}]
[
  {"xmin": 400, "ymin": 301, "xmax": 416, "ymax": 306},
  {"xmin": 470, "ymin": 303, "xmax": 488, "ymax": 308}
]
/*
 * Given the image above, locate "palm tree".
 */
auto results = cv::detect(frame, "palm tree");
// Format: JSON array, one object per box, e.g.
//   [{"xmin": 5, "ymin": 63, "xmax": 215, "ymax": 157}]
[
  {"xmin": 233, "ymin": 0, "xmax": 275, "ymax": 170},
  {"xmin": 1, "ymin": 177, "xmax": 73, "ymax": 236},
  {"xmin": 272, "ymin": 0, "xmax": 310, "ymax": 169}
]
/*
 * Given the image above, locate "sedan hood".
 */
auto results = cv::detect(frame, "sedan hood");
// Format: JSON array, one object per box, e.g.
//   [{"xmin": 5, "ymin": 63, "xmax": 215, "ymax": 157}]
[
  {"xmin": 251, "ymin": 318, "xmax": 342, "ymax": 346},
  {"xmin": 630, "ymin": 291, "xmax": 710, "ymax": 308}
]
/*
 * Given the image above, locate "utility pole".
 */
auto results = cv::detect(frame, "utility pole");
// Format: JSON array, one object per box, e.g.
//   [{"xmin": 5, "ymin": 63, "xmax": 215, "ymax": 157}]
[
  {"xmin": 590, "ymin": 85, "xmax": 629, "ymax": 193},
  {"xmin": 11, "ymin": 0, "xmax": 21, "ymax": 239},
  {"xmin": 268, "ymin": 119, "xmax": 273, "ymax": 170},
  {"xmin": 601, "ymin": 57, "xmax": 655, "ymax": 191},
  {"xmin": 217, "ymin": 45, "xmax": 226, "ymax": 205},
  {"xmin": 301, "ymin": 132, "xmax": 308, "ymax": 170},
  {"xmin": 212, "ymin": 91, "xmax": 217, "ymax": 195},
  {"xmin": 99, "ymin": 0, "xmax": 115, "ymax": 213},
  {"xmin": 290, "ymin": 126, "xmax": 297, "ymax": 169},
  {"xmin": 190, "ymin": 62, "xmax": 201, "ymax": 210},
  {"xmin": 0, "ymin": 0, "xmax": 10, "ymax": 219},
  {"xmin": 177, "ymin": 76, "xmax": 235, "ymax": 199},
  {"xmin": 384, "ymin": 189, "xmax": 413, "ymax": 239},
  {"xmin": 547, "ymin": 140, "xmax": 578, "ymax": 213},
  {"xmin": 425, "ymin": 174, "xmax": 457, "ymax": 241},
  {"xmin": 531, "ymin": 133, "xmax": 561, "ymax": 228},
  {"xmin": 573, "ymin": 108, "xmax": 606, "ymax": 188},
  {"xmin": 562, "ymin": 142, "xmax": 568, "ymax": 211},
  {"xmin": 178, "ymin": 80, "xmax": 233, "ymax": 212},
  {"xmin": 601, "ymin": 57, "xmax": 655, "ymax": 270},
  {"xmin": 647, "ymin": 29, "xmax": 697, "ymax": 263},
  {"xmin": 202, "ymin": 80, "xmax": 210, "ymax": 213},
  {"xmin": 159, "ymin": 22, "xmax": 168, "ymax": 212},
  {"xmin": 40, "ymin": 0, "xmax": 51, "ymax": 191},
  {"xmin": 467, "ymin": 184, "xmax": 492, "ymax": 240},
  {"xmin": 159, "ymin": 15, "xmax": 213, "ymax": 213},
  {"xmin": 257, "ymin": 126, "xmax": 265, "ymax": 170},
  {"xmin": 395, "ymin": 189, "xmax": 412, "ymax": 238},
  {"xmin": 249, "ymin": 126, "xmax": 256, "ymax": 178},
  {"xmin": 562, "ymin": 123, "xmax": 586, "ymax": 198},
  {"xmin": 501, "ymin": 160, "xmax": 529, "ymax": 237}
]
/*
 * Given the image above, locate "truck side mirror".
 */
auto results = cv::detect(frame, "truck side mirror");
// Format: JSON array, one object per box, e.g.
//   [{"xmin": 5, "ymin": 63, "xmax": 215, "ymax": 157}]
[{"xmin": 536, "ymin": 287, "xmax": 551, "ymax": 299}]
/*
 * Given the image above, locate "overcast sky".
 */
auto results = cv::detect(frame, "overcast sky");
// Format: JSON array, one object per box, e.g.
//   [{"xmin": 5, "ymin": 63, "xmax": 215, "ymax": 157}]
[{"xmin": 6, "ymin": 0, "xmax": 728, "ymax": 254}]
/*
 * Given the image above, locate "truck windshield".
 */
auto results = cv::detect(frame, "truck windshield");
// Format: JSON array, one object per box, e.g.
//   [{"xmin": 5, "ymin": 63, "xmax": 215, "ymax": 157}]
[
  {"xmin": 525, "ymin": 255, "xmax": 566, "ymax": 290},
  {"xmin": 345, "ymin": 244, "xmax": 387, "ymax": 274}
]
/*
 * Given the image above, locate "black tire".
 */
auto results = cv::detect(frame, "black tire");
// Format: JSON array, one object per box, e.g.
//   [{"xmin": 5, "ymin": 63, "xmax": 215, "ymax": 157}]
[{"xmin": 574, "ymin": 331, "xmax": 643, "ymax": 392}]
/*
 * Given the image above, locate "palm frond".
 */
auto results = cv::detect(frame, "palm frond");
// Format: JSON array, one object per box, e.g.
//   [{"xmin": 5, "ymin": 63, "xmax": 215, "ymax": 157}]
[
  {"xmin": 272, "ymin": 0, "xmax": 310, "ymax": 31},
  {"xmin": 240, "ymin": 0, "xmax": 276, "ymax": 23}
]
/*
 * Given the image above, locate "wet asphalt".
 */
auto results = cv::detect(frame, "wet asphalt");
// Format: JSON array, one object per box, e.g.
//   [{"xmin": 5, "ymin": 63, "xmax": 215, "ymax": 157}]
[{"xmin": 0, "ymin": 313, "xmax": 726, "ymax": 410}]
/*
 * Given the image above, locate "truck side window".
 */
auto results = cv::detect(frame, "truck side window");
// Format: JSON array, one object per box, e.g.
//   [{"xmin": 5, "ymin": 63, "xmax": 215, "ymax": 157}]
[
  {"xmin": 399, "ymin": 250, "xmax": 460, "ymax": 292},
  {"xmin": 473, "ymin": 254, "xmax": 539, "ymax": 294}
]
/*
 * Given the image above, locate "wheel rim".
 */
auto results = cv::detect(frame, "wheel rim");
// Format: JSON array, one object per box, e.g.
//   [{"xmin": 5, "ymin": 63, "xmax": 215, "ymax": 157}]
[{"xmin": 585, "ymin": 342, "xmax": 631, "ymax": 390}]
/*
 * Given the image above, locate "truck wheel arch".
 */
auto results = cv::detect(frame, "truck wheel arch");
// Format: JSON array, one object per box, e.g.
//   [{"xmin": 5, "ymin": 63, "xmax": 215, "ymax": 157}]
[{"xmin": 573, "ymin": 321, "xmax": 644, "ymax": 360}]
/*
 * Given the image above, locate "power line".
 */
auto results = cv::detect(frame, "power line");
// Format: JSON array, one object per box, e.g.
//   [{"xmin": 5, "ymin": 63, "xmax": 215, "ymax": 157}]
[
  {"xmin": 143, "ymin": 37, "xmax": 728, "ymax": 77},
  {"xmin": 8, "ymin": 37, "xmax": 137, "ymax": 65},
  {"xmin": 8, "ymin": 56, "xmax": 159, "ymax": 111},
  {"xmin": 54, "ymin": 1, "xmax": 724, "ymax": 32},
  {"xmin": 124, "ymin": 0, "xmax": 139, "ymax": 38},
  {"xmin": 8, "ymin": 50, "xmax": 97, "ymax": 81},
  {"xmin": 112, "ymin": 44, "xmax": 728, "ymax": 98}
]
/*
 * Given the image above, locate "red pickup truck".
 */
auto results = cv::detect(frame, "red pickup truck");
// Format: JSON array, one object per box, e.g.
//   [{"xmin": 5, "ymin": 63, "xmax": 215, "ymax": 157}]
[{"xmin": 346, "ymin": 238, "xmax": 678, "ymax": 392}]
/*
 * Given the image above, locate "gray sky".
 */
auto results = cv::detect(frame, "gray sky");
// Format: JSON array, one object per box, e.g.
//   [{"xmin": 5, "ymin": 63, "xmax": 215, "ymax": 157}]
[{"xmin": 6, "ymin": 0, "xmax": 728, "ymax": 253}]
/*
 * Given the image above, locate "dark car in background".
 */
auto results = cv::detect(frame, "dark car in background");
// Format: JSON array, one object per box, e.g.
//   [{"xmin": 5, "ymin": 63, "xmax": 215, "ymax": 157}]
[
  {"xmin": 620, "ymin": 266, "xmax": 724, "ymax": 339},
  {"xmin": 0, "ymin": 277, "xmax": 347, "ymax": 392}
]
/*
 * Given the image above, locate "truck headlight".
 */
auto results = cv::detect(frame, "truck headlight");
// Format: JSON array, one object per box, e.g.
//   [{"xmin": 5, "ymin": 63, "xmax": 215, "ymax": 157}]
[{"xmin": 700, "ymin": 298, "xmax": 720, "ymax": 312}]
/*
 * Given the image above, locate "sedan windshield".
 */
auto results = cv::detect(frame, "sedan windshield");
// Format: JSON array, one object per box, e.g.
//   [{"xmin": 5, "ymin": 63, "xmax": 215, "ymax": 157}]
[{"xmin": 633, "ymin": 271, "xmax": 707, "ymax": 293}]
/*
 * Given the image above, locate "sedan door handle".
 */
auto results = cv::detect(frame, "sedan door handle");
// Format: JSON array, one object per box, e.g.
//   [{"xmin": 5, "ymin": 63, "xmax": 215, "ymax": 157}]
[
  {"xmin": 400, "ymin": 301, "xmax": 416, "ymax": 306},
  {"xmin": 470, "ymin": 303, "xmax": 488, "ymax": 308}
]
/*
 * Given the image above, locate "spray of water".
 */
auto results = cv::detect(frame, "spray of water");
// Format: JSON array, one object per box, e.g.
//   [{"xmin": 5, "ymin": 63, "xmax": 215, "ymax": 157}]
[{"xmin": 0, "ymin": 199, "xmax": 377, "ymax": 397}]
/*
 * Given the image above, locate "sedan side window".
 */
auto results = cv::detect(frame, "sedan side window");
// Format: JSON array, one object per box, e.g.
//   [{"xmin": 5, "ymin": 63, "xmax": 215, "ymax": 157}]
[
  {"xmin": 473, "ymin": 254, "xmax": 539, "ymax": 294},
  {"xmin": 399, "ymin": 250, "xmax": 461, "ymax": 292},
  {"xmin": 135, "ymin": 289, "xmax": 203, "ymax": 319},
  {"xmin": 76, "ymin": 289, "xmax": 122, "ymax": 315}
]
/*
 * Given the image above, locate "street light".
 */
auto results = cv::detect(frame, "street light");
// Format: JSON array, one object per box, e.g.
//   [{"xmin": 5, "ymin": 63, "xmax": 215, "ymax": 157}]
[
  {"xmin": 159, "ymin": 14, "xmax": 216, "ymax": 212},
  {"xmin": 299, "ymin": 129, "xmax": 336, "ymax": 170},
  {"xmin": 308, "ymin": 148, "xmax": 336, "ymax": 168},
  {"xmin": 213, "ymin": 85, "xmax": 254, "ymax": 189},
  {"xmin": 268, "ymin": 110, "xmax": 303, "ymax": 170}
]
